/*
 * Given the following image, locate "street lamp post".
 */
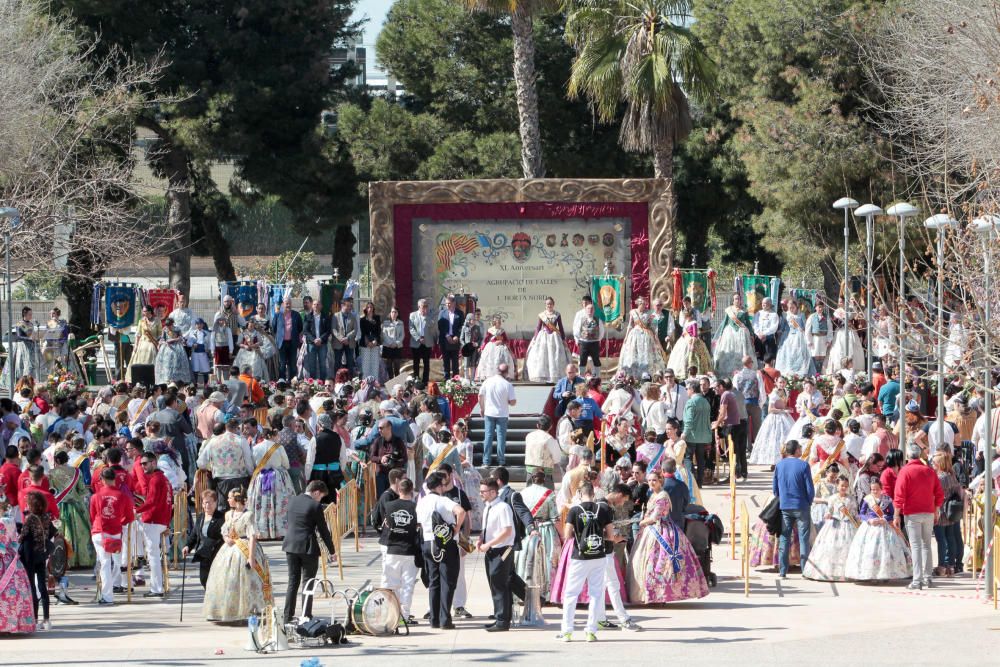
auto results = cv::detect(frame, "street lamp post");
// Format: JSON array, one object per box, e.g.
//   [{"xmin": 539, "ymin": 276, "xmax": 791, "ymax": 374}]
[
  {"xmin": 924, "ymin": 214, "xmax": 959, "ymax": 453},
  {"xmin": 856, "ymin": 204, "xmax": 883, "ymax": 374},
  {"xmin": 887, "ymin": 203, "xmax": 919, "ymax": 446},
  {"xmin": 0, "ymin": 208, "xmax": 21, "ymax": 395},
  {"xmin": 972, "ymin": 214, "xmax": 998, "ymax": 593},
  {"xmin": 834, "ymin": 198, "xmax": 860, "ymax": 367}
]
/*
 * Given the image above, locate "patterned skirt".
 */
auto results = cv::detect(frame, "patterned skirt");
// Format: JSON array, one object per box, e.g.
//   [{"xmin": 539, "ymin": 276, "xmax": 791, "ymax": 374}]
[
  {"xmin": 203, "ymin": 540, "xmax": 269, "ymax": 622},
  {"xmin": 748, "ymin": 517, "xmax": 802, "ymax": 568},
  {"xmin": 627, "ymin": 520, "xmax": 709, "ymax": 604},
  {"xmin": 247, "ymin": 468, "xmax": 294, "ymax": 540},
  {"xmin": 802, "ymin": 519, "xmax": 857, "ymax": 582},
  {"xmin": 0, "ymin": 551, "xmax": 35, "ymax": 633},
  {"xmin": 60, "ymin": 499, "xmax": 95, "ymax": 569},
  {"xmin": 549, "ymin": 539, "xmax": 628, "ymax": 605},
  {"xmin": 845, "ymin": 522, "xmax": 913, "ymax": 581}
]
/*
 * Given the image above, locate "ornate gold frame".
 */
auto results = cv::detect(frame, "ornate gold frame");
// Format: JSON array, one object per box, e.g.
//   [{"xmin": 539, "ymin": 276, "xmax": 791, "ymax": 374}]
[{"xmin": 368, "ymin": 178, "xmax": 674, "ymax": 315}]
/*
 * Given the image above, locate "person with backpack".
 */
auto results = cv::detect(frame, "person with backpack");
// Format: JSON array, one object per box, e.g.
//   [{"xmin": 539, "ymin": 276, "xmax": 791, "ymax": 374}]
[
  {"xmin": 556, "ymin": 481, "xmax": 616, "ymax": 642},
  {"xmin": 19, "ymin": 490, "xmax": 56, "ymax": 630},
  {"xmin": 416, "ymin": 470, "xmax": 467, "ymax": 629},
  {"xmin": 381, "ymin": 478, "xmax": 420, "ymax": 625}
]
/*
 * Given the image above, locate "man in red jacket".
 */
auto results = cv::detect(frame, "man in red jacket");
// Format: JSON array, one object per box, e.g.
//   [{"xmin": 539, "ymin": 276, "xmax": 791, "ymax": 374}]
[
  {"xmin": 90, "ymin": 467, "xmax": 136, "ymax": 604},
  {"xmin": 0, "ymin": 445, "xmax": 21, "ymax": 510},
  {"xmin": 893, "ymin": 444, "xmax": 944, "ymax": 590},
  {"xmin": 17, "ymin": 465, "xmax": 60, "ymax": 520},
  {"xmin": 136, "ymin": 452, "xmax": 173, "ymax": 598}
]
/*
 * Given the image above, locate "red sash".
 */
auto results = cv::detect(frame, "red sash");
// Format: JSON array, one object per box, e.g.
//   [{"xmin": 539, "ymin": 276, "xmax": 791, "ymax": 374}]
[
  {"xmin": 529, "ymin": 489, "xmax": 553, "ymax": 517},
  {"xmin": 53, "ymin": 468, "xmax": 80, "ymax": 503}
]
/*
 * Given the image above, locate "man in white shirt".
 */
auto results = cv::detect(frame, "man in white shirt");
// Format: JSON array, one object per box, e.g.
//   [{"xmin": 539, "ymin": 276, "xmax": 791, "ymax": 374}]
[
  {"xmin": 572, "ymin": 297, "xmax": 605, "ymax": 376},
  {"xmin": 752, "ymin": 297, "xmax": 781, "ymax": 362},
  {"xmin": 477, "ymin": 478, "xmax": 516, "ymax": 632},
  {"xmin": 659, "ymin": 368, "xmax": 688, "ymax": 422},
  {"xmin": 478, "ymin": 363, "xmax": 517, "ymax": 467},
  {"xmin": 524, "ymin": 415, "xmax": 562, "ymax": 488},
  {"xmin": 416, "ymin": 471, "xmax": 467, "ymax": 629}
]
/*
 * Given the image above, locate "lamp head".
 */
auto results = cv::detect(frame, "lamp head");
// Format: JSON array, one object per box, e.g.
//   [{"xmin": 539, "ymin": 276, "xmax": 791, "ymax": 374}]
[
  {"xmin": 972, "ymin": 215, "xmax": 1000, "ymax": 237},
  {"xmin": 923, "ymin": 214, "xmax": 959, "ymax": 230},
  {"xmin": 886, "ymin": 202, "xmax": 919, "ymax": 219},
  {"xmin": 855, "ymin": 204, "xmax": 883, "ymax": 218},
  {"xmin": 833, "ymin": 197, "xmax": 860, "ymax": 210}
]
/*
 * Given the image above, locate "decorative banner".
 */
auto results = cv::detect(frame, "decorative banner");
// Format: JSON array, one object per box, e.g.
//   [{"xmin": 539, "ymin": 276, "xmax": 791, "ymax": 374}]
[
  {"xmin": 105, "ymin": 285, "xmax": 137, "ymax": 329},
  {"xmin": 740, "ymin": 275, "xmax": 771, "ymax": 314},
  {"xmin": 671, "ymin": 269, "xmax": 716, "ymax": 314},
  {"xmin": 146, "ymin": 288, "xmax": 177, "ymax": 320},
  {"xmin": 789, "ymin": 288, "xmax": 819, "ymax": 314},
  {"xmin": 590, "ymin": 275, "xmax": 627, "ymax": 327},
  {"xmin": 319, "ymin": 280, "xmax": 346, "ymax": 315},
  {"xmin": 267, "ymin": 284, "xmax": 291, "ymax": 316}
]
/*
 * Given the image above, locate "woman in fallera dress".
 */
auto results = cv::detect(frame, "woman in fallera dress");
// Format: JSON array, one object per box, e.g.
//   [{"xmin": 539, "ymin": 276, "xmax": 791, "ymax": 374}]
[
  {"xmin": 748, "ymin": 377, "xmax": 795, "ymax": 467},
  {"xmin": 824, "ymin": 301, "xmax": 865, "ymax": 375},
  {"xmin": 525, "ymin": 297, "xmax": 572, "ymax": 383},
  {"xmin": 619, "ymin": 296, "xmax": 668, "ymax": 379},
  {"xmin": 253, "ymin": 303, "xmax": 281, "ymax": 382},
  {"xmin": 233, "ymin": 319, "xmax": 271, "ymax": 382},
  {"xmin": 247, "ymin": 436, "xmax": 294, "ymax": 540},
  {"xmin": 844, "ymin": 478, "xmax": 912, "ymax": 581},
  {"xmin": 514, "ymin": 470, "xmax": 562, "ymax": 601},
  {"xmin": 802, "ymin": 476, "xmax": 858, "ymax": 582},
  {"xmin": 775, "ymin": 299, "xmax": 816, "ymax": 377},
  {"xmin": 3, "ymin": 307, "xmax": 42, "ymax": 386},
  {"xmin": 476, "ymin": 315, "xmax": 517, "ymax": 381},
  {"xmin": 154, "ymin": 317, "xmax": 193, "ymax": 385},
  {"xmin": 713, "ymin": 294, "xmax": 756, "ymax": 380},
  {"xmin": 127, "ymin": 305, "xmax": 161, "ymax": 382},
  {"xmin": 203, "ymin": 488, "xmax": 271, "ymax": 622},
  {"xmin": 627, "ymin": 470, "xmax": 709, "ymax": 604},
  {"xmin": 49, "ymin": 450, "xmax": 95, "ymax": 569},
  {"xmin": 0, "ymin": 494, "xmax": 35, "ymax": 634},
  {"xmin": 666, "ymin": 315, "xmax": 713, "ymax": 377}
]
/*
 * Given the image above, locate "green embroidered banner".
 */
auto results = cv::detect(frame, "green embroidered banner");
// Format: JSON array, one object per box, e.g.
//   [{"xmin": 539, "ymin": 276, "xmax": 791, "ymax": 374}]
[
  {"xmin": 590, "ymin": 275, "xmax": 627, "ymax": 327},
  {"xmin": 682, "ymin": 271, "xmax": 711, "ymax": 313}
]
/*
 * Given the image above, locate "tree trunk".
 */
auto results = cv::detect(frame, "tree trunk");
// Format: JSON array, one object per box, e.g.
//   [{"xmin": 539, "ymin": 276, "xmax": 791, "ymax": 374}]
[
  {"xmin": 61, "ymin": 247, "xmax": 97, "ymax": 340},
  {"xmin": 819, "ymin": 253, "xmax": 841, "ymax": 302},
  {"xmin": 191, "ymin": 162, "xmax": 237, "ymax": 282},
  {"xmin": 164, "ymin": 146, "xmax": 192, "ymax": 297},
  {"xmin": 648, "ymin": 137, "xmax": 677, "ymax": 302},
  {"xmin": 332, "ymin": 223, "xmax": 355, "ymax": 281},
  {"xmin": 510, "ymin": 9, "xmax": 544, "ymax": 179}
]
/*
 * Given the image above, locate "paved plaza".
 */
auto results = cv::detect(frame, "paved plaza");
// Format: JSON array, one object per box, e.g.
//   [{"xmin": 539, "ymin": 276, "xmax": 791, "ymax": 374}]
[{"xmin": 3, "ymin": 471, "xmax": 996, "ymax": 667}]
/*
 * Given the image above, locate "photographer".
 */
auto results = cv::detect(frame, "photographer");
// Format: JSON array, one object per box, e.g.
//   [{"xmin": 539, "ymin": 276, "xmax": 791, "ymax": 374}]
[{"xmin": 369, "ymin": 418, "xmax": 407, "ymax": 498}]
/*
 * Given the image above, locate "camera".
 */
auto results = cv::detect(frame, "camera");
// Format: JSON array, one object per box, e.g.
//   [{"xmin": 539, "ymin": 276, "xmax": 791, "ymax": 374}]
[{"xmin": 358, "ymin": 410, "xmax": 374, "ymax": 427}]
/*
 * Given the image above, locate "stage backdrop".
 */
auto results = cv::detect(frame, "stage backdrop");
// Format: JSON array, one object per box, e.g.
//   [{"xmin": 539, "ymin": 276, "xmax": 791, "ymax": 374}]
[{"xmin": 369, "ymin": 179, "xmax": 675, "ymax": 339}]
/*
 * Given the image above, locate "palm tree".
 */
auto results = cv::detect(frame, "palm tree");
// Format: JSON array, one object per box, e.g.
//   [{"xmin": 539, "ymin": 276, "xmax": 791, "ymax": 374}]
[
  {"xmin": 461, "ymin": 0, "xmax": 559, "ymax": 178},
  {"xmin": 565, "ymin": 0, "xmax": 717, "ymax": 179}
]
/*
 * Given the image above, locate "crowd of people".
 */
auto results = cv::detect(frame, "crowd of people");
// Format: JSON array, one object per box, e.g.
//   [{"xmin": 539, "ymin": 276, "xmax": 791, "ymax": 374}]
[{"xmin": 0, "ymin": 286, "xmax": 997, "ymax": 641}]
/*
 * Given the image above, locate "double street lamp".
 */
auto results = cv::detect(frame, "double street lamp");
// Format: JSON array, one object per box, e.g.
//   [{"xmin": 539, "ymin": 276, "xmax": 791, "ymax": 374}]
[
  {"xmin": 887, "ymin": 202, "xmax": 920, "ymax": 446},
  {"xmin": 833, "ymin": 198, "xmax": 860, "ymax": 366},
  {"xmin": 0, "ymin": 207, "xmax": 21, "ymax": 394},
  {"xmin": 923, "ymin": 214, "xmax": 960, "ymax": 453},
  {"xmin": 856, "ymin": 204, "xmax": 884, "ymax": 373},
  {"xmin": 972, "ymin": 214, "xmax": 998, "ymax": 591}
]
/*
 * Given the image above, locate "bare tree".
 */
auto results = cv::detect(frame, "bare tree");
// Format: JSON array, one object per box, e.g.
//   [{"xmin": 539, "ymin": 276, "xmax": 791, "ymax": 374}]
[{"xmin": 0, "ymin": 0, "xmax": 173, "ymax": 292}]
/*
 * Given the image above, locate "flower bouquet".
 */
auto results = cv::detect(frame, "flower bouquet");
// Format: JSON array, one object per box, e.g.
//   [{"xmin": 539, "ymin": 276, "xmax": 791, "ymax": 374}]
[{"xmin": 442, "ymin": 376, "xmax": 479, "ymax": 408}]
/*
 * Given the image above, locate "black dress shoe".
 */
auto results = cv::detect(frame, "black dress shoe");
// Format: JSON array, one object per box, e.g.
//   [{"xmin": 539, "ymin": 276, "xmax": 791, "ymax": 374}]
[
  {"xmin": 485, "ymin": 624, "xmax": 509, "ymax": 632},
  {"xmin": 143, "ymin": 591, "xmax": 164, "ymax": 598},
  {"xmin": 113, "ymin": 586, "xmax": 126, "ymax": 594},
  {"xmin": 441, "ymin": 622, "xmax": 457, "ymax": 630}
]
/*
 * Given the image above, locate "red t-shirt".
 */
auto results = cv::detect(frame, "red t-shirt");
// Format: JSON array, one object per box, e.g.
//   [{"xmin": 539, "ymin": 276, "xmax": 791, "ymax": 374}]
[
  {"xmin": 89, "ymin": 485, "xmax": 136, "ymax": 535},
  {"xmin": 136, "ymin": 470, "xmax": 172, "ymax": 526},
  {"xmin": 18, "ymin": 483, "xmax": 60, "ymax": 519},
  {"xmin": 0, "ymin": 461, "xmax": 22, "ymax": 507},
  {"xmin": 17, "ymin": 469, "xmax": 50, "ymax": 493}
]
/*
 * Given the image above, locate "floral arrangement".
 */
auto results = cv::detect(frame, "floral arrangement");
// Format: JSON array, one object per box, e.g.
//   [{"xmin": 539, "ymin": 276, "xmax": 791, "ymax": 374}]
[
  {"xmin": 46, "ymin": 362, "xmax": 80, "ymax": 398},
  {"xmin": 442, "ymin": 376, "xmax": 479, "ymax": 407}
]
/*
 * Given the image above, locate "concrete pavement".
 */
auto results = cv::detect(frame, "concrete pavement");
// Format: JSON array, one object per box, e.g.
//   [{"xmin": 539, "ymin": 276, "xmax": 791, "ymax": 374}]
[{"xmin": 2, "ymin": 467, "xmax": 997, "ymax": 666}]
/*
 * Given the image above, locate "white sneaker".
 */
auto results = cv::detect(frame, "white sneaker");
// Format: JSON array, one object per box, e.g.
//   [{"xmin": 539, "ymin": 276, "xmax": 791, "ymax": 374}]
[
  {"xmin": 555, "ymin": 632, "xmax": 572, "ymax": 642},
  {"xmin": 621, "ymin": 619, "xmax": 641, "ymax": 632}
]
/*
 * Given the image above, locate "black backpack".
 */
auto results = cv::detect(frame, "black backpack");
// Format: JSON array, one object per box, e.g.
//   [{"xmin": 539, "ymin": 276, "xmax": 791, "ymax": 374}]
[
  {"xmin": 429, "ymin": 510, "xmax": 455, "ymax": 563},
  {"xmin": 574, "ymin": 505, "xmax": 605, "ymax": 559}
]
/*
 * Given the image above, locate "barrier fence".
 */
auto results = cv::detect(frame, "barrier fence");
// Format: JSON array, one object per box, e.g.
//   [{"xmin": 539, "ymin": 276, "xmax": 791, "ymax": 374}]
[{"xmin": 739, "ymin": 500, "xmax": 750, "ymax": 597}]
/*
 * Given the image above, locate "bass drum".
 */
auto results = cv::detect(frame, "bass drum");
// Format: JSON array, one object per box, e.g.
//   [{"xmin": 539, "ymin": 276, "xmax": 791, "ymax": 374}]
[
  {"xmin": 47, "ymin": 533, "xmax": 68, "ymax": 590},
  {"xmin": 349, "ymin": 587, "xmax": 404, "ymax": 636}
]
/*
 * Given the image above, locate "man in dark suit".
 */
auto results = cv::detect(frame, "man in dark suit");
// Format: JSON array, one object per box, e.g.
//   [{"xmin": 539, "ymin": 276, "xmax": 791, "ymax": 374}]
[
  {"xmin": 661, "ymin": 457, "xmax": 691, "ymax": 525},
  {"xmin": 437, "ymin": 294, "xmax": 464, "ymax": 379},
  {"xmin": 282, "ymin": 480, "xmax": 337, "ymax": 624},
  {"xmin": 148, "ymin": 393, "xmax": 193, "ymax": 484},
  {"xmin": 183, "ymin": 489, "xmax": 227, "ymax": 587},
  {"xmin": 271, "ymin": 297, "xmax": 303, "ymax": 381},
  {"xmin": 492, "ymin": 466, "xmax": 536, "ymax": 601},
  {"xmin": 302, "ymin": 300, "xmax": 332, "ymax": 381}
]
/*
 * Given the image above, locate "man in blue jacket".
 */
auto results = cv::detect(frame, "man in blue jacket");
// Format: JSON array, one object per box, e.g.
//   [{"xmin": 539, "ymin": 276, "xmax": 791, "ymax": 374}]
[{"xmin": 772, "ymin": 440, "xmax": 814, "ymax": 578}]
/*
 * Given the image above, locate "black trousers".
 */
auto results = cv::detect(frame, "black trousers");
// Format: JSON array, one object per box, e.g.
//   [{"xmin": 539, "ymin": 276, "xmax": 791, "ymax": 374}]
[
  {"xmin": 277, "ymin": 342, "xmax": 298, "ymax": 381},
  {"xmin": 422, "ymin": 540, "xmax": 459, "ymax": 627},
  {"xmin": 25, "ymin": 560, "xmax": 49, "ymax": 621},
  {"xmin": 579, "ymin": 340, "xmax": 601, "ymax": 369},
  {"xmin": 486, "ymin": 546, "xmax": 514, "ymax": 627},
  {"xmin": 412, "ymin": 345, "xmax": 431, "ymax": 385},
  {"xmin": 442, "ymin": 349, "xmax": 460, "ymax": 379},
  {"xmin": 283, "ymin": 552, "xmax": 319, "ymax": 623},
  {"xmin": 198, "ymin": 558, "xmax": 213, "ymax": 588},
  {"xmin": 731, "ymin": 420, "xmax": 748, "ymax": 478},
  {"xmin": 689, "ymin": 441, "xmax": 710, "ymax": 487}
]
